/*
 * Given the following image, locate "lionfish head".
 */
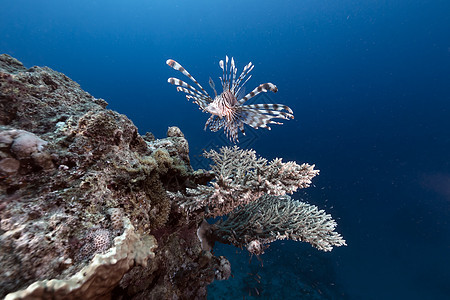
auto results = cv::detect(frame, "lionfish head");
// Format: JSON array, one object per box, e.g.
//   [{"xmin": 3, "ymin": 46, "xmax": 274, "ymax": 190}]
[{"xmin": 205, "ymin": 100, "xmax": 221, "ymax": 116}]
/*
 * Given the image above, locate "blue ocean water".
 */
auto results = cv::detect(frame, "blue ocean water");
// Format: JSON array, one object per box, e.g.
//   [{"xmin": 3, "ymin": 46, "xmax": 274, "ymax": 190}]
[{"xmin": 1, "ymin": 0, "xmax": 449, "ymax": 298}]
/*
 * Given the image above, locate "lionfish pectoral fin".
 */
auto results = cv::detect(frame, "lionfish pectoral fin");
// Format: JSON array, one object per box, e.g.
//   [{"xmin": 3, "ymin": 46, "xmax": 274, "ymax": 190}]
[
  {"xmin": 239, "ymin": 122, "xmax": 246, "ymax": 136},
  {"xmin": 239, "ymin": 105, "xmax": 293, "ymax": 130},
  {"xmin": 166, "ymin": 59, "xmax": 212, "ymax": 101},
  {"xmin": 243, "ymin": 104, "xmax": 294, "ymax": 119},
  {"xmin": 205, "ymin": 115, "xmax": 225, "ymax": 133},
  {"xmin": 209, "ymin": 77, "xmax": 218, "ymax": 97},
  {"xmin": 237, "ymin": 83, "xmax": 278, "ymax": 105}
]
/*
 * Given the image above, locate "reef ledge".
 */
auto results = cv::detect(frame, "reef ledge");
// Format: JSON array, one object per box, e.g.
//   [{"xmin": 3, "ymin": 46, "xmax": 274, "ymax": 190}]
[{"xmin": 0, "ymin": 54, "xmax": 227, "ymax": 299}]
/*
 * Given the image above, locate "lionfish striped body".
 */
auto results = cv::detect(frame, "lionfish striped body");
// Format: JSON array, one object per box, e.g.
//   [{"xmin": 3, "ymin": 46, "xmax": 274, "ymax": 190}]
[{"xmin": 167, "ymin": 56, "xmax": 294, "ymax": 142}]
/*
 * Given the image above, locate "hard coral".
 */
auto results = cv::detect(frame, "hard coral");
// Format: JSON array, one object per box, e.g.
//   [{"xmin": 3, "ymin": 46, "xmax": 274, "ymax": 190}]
[
  {"xmin": 170, "ymin": 146, "xmax": 345, "ymax": 256},
  {"xmin": 77, "ymin": 228, "xmax": 111, "ymax": 261},
  {"xmin": 9, "ymin": 130, "xmax": 47, "ymax": 159},
  {"xmin": 205, "ymin": 195, "xmax": 346, "ymax": 253},
  {"xmin": 170, "ymin": 145, "xmax": 319, "ymax": 217},
  {"xmin": 1, "ymin": 55, "xmax": 222, "ymax": 299},
  {"xmin": 5, "ymin": 218, "xmax": 157, "ymax": 300},
  {"xmin": 108, "ymin": 208, "xmax": 124, "ymax": 230},
  {"xmin": 0, "ymin": 129, "xmax": 53, "ymax": 171}
]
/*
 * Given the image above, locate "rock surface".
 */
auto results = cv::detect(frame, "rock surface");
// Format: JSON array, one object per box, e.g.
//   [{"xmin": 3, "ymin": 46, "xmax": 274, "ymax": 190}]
[{"xmin": 0, "ymin": 54, "xmax": 227, "ymax": 299}]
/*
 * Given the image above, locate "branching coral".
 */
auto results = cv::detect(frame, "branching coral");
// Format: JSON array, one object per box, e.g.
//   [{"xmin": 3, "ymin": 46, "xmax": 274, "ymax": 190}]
[
  {"xmin": 169, "ymin": 146, "xmax": 319, "ymax": 217},
  {"xmin": 200, "ymin": 195, "xmax": 346, "ymax": 254},
  {"xmin": 170, "ymin": 146, "xmax": 345, "ymax": 255}
]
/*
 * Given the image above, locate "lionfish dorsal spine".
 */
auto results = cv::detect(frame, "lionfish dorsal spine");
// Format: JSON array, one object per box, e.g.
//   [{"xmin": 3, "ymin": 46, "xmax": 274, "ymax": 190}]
[
  {"xmin": 235, "ymin": 74, "xmax": 252, "ymax": 98},
  {"xmin": 228, "ymin": 57, "xmax": 235, "ymax": 90},
  {"xmin": 225, "ymin": 56, "xmax": 229, "ymax": 80},
  {"xmin": 233, "ymin": 62, "xmax": 254, "ymax": 96},
  {"xmin": 232, "ymin": 62, "xmax": 237, "ymax": 90},
  {"xmin": 219, "ymin": 59, "xmax": 225, "ymax": 88}
]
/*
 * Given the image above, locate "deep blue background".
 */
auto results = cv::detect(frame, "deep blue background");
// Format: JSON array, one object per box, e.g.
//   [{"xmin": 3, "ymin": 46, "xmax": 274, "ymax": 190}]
[{"xmin": 1, "ymin": 0, "xmax": 449, "ymax": 298}]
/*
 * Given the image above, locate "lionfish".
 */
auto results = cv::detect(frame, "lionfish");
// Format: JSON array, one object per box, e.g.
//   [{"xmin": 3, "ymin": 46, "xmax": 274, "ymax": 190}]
[{"xmin": 166, "ymin": 56, "xmax": 294, "ymax": 142}]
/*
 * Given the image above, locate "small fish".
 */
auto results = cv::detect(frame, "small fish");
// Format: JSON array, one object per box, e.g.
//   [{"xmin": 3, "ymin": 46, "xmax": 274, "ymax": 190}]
[{"xmin": 166, "ymin": 56, "xmax": 294, "ymax": 142}]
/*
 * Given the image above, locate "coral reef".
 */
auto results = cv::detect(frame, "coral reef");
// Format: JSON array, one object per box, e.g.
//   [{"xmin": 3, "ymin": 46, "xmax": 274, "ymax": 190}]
[
  {"xmin": 5, "ymin": 218, "xmax": 157, "ymax": 300},
  {"xmin": 0, "ymin": 54, "xmax": 224, "ymax": 299},
  {"xmin": 0, "ymin": 54, "xmax": 345, "ymax": 299}
]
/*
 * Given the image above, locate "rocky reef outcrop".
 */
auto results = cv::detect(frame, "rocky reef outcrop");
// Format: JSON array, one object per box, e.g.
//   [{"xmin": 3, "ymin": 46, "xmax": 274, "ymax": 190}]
[{"xmin": 0, "ymin": 54, "xmax": 227, "ymax": 299}]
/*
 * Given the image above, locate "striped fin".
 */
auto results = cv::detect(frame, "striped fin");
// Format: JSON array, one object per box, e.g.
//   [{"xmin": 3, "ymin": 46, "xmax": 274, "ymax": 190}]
[
  {"xmin": 166, "ymin": 59, "xmax": 211, "ymax": 97},
  {"xmin": 243, "ymin": 103, "xmax": 294, "ymax": 118},
  {"xmin": 243, "ymin": 108, "xmax": 292, "ymax": 120},
  {"xmin": 175, "ymin": 86, "xmax": 212, "ymax": 109},
  {"xmin": 231, "ymin": 60, "xmax": 238, "ymax": 92},
  {"xmin": 239, "ymin": 120, "xmax": 245, "ymax": 135},
  {"xmin": 186, "ymin": 96, "xmax": 210, "ymax": 110},
  {"xmin": 219, "ymin": 59, "xmax": 225, "ymax": 87},
  {"xmin": 237, "ymin": 83, "xmax": 278, "ymax": 105},
  {"xmin": 209, "ymin": 77, "xmax": 218, "ymax": 97},
  {"xmin": 235, "ymin": 74, "xmax": 252, "ymax": 97},
  {"xmin": 204, "ymin": 108, "xmax": 243, "ymax": 142},
  {"xmin": 221, "ymin": 55, "xmax": 234, "ymax": 90},
  {"xmin": 233, "ymin": 62, "xmax": 254, "ymax": 95},
  {"xmin": 235, "ymin": 62, "xmax": 253, "ymax": 87},
  {"xmin": 176, "ymin": 85, "xmax": 209, "ymax": 100},
  {"xmin": 239, "ymin": 107, "xmax": 286, "ymax": 130},
  {"xmin": 228, "ymin": 57, "xmax": 235, "ymax": 88},
  {"xmin": 225, "ymin": 56, "xmax": 229, "ymax": 82},
  {"xmin": 205, "ymin": 115, "xmax": 225, "ymax": 132},
  {"xmin": 168, "ymin": 77, "xmax": 206, "ymax": 98}
]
